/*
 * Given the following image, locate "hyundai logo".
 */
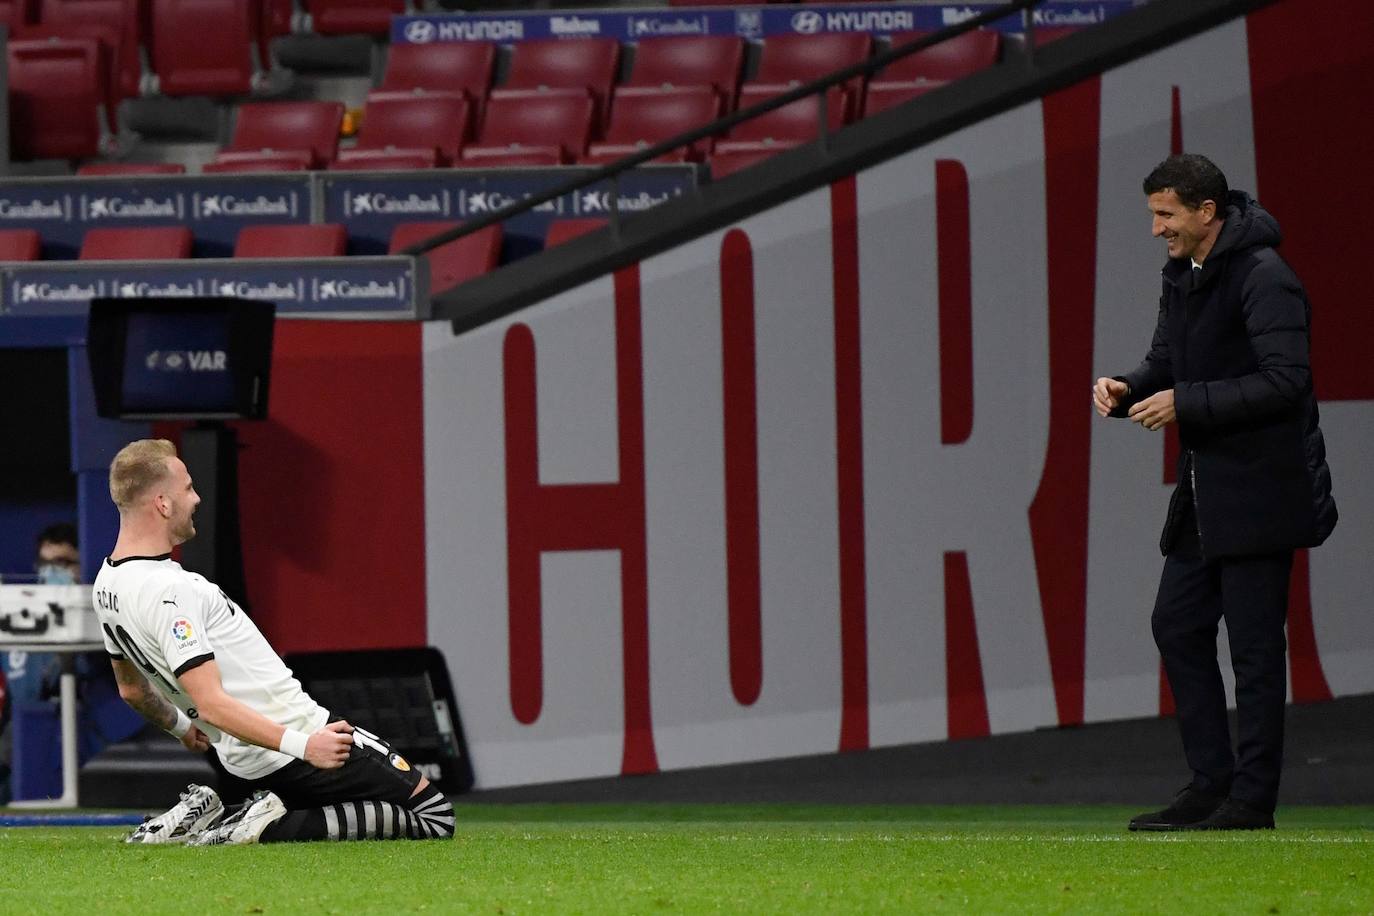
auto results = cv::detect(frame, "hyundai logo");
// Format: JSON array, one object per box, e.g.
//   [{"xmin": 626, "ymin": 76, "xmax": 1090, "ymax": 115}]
[
  {"xmin": 404, "ymin": 20, "xmax": 437, "ymax": 43},
  {"xmin": 791, "ymin": 11, "xmax": 823, "ymax": 34}
]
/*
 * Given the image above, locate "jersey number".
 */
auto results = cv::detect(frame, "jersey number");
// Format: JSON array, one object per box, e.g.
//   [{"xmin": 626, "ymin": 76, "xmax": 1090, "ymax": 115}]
[{"xmin": 104, "ymin": 622, "xmax": 179, "ymax": 694}]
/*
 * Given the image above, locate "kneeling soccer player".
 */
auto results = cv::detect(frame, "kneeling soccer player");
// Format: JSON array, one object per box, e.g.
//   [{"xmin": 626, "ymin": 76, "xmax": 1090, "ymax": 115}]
[{"xmin": 93, "ymin": 439, "xmax": 454, "ymax": 845}]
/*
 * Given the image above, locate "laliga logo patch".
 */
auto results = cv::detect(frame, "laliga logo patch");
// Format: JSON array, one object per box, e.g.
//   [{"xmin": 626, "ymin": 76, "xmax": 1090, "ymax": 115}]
[
  {"xmin": 389, "ymin": 752, "xmax": 412, "ymax": 772},
  {"xmin": 171, "ymin": 618, "xmax": 194, "ymax": 641}
]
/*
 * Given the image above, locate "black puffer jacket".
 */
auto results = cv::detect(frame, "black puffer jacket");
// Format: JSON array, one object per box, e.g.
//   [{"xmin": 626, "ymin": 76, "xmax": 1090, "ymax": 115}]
[{"xmin": 1113, "ymin": 190, "xmax": 1337, "ymax": 557}]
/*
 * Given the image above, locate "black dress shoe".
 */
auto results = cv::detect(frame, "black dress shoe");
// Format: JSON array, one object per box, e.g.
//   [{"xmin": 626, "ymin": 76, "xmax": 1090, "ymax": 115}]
[
  {"xmin": 1128, "ymin": 786, "xmax": 1226, "ymax": 831},
  {"xmin": 1180, "ymin": 798, "xmax": 1275, "ymax": 831}
]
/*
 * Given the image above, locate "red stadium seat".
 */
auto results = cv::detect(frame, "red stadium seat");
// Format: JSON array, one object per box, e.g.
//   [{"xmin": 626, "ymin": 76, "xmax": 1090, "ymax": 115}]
[
  {"xmin": 0, "ymin": 0, "xmax": 31, "ymax": 33},
  {"xmin": 79, "ymin": 226, "xmax": 192, "ymax": 260},
  {"xmin": 388, "ymin": 221, "xmax": 502, "ymax": 295},
  {"xmin": 455, "ymin": 150, "xmax": 563, "ymax": 168},
  {"xmin": 709, "ymin": 148, "xmax": 779, "ymax": 179},
  {"xmin": 862, "ymin": 83, "xmax": 941, "ymax": 117},
  {"xmin": 1030, "ymin": 27, "xmax": 1086, "ymax": 45},
  {"xmin": 202, "ymin": 156, "xmax": 311, "ymax": 173},
  {"xmin": 261, "ymin": 0, "xmax": 293, "ymax": 64},
  {"xmin": 328, "ymin": 150, "xmax": 435, "ymax": 171},
  {"xmin": 381, "ymin": 41, "xmax": 496, "ymax": 100},
  {"xmin": 749, "ymin": 33, "xmax": 871, "ymax": 118},
  {"xmin": 544, "ymin": 219, "xmax": 606, "ymax": 248},
  {"xmin": 16, "ymin": 23, "xmax": 127, "ymax": 131},
  {"xmin": 724, "ymin": 85, "xmax": 847, "ymax": 144},
  {"xmin": 305, "ymin": 0, "xmax": 403, "ymax": 36},
  {"xmin": 584, "ymin": 86, "xmax": 720, "ymax": 164},
  {"xmin": 460, "ymin": 91, "xmax": 594, "ymax": 166},
  {"xmin": 149, "ymin": 0, "xmax": 262, "ymax": 96},
  {"xmin": 38, "ymin": 0, "xmax": 143, "ymax": 101},
  {"xmin": 77, "ymin": 162, "xmax": 186, "ymax": 175},
  {"xmin": 880, "ymin": 29, "xmax": 1001, "ymax": 83},
  {"xmin": 625, "ymin": 36, "xmax": 744, "ymax": 103},
  {"xmin": 234, "ymin": 223, "xmax": 347, "ymax": 258},
  {"xmin": 500, "ymin": 37, "xmax": 619, "ymax": 116},
  {"xmin": 863, "ymin": 31, "xmax": 1000, "ymax": 119},
  {"xmin": 667, "ymin": 0, "xmax": 787, "ymax": 5},
  {"xmin": 207, "ymin": 101, "xmax": 344, "ymax": 172},
  {"xmin": 0, "ymin": 230, "xmax": 43, "ymax": 262},
  {"xmin": 334, "ymin": 91, "xmax": 471, "ymax": 170},
  {"xmin": 753, "ymin": 33, "xmax": 874, "ymax": 84},
  {"xmin": 7, "ymin": 37, "xmax": 106, "ymax": 160}
]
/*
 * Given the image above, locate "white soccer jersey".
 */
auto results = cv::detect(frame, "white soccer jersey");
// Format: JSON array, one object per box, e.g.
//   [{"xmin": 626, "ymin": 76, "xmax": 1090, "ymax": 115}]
[{"xmin": 92, "ymin": 553, "xmax": 328, "ymax": 779}]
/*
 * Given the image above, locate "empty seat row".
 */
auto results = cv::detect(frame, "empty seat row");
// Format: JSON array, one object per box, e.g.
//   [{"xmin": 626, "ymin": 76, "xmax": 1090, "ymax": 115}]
[
  {"xmin": 0, "ymin": 222, "xmax": 501, "ymax": 294},
  {"xmin": 377, "ymin": 31, "xmax": 998, "ymax": 116},
  {"xmin": 11, "ymin": 27, "xmax": 1001, "ymax": 164},
  {"xmin": 4, "ymin": 0, "xmax": 412, "ymax": 160},
  {"xmin": 187, "ymin": 29, "xmax": 997, "ymax": 172}
]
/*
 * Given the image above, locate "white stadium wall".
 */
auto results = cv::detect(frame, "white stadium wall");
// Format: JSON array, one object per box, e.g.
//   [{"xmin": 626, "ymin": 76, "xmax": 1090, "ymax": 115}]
[{"xmin": 421, "ymin": 5, "xmax": 1374, "ymax": 788}]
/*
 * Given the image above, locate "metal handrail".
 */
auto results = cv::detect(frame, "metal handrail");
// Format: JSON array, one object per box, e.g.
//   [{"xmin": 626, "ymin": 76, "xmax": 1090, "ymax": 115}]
[{"xmin": 399, "ymin": 0, "xmax": 1047, "ymax": 258}]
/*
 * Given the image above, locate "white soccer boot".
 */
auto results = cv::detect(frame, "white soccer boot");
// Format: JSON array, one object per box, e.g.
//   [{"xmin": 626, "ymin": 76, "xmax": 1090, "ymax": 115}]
[
  {"xmin": 189, "ymin": 790, "xmax": 287, "ymax": 846},
  {"xmin": 125, "ymin": 783, "xmax": 224, "ymax": 844}
]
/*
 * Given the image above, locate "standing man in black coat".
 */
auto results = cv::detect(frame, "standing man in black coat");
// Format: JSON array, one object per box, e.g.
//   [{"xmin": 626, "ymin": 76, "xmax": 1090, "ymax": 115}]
[{"xmin": 1093, "ymin": 154, "xmax": 1337, "ymax": 831}]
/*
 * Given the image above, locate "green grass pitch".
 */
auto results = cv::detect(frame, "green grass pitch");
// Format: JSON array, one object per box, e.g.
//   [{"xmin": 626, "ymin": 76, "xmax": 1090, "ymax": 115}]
[{"xmin": 3, "ymin": 804, "xmax": 1371, "ymax": 913}]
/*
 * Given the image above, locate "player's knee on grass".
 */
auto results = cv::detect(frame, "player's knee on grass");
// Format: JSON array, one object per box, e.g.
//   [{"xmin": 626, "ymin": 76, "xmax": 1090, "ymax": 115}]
[
  {"xmin": 405, "ymin": 782, "xmax": 455, "ymax": 839},
  {"xmin": 263, "ymin": 784, "xmax": 454, "ymax": 842}
]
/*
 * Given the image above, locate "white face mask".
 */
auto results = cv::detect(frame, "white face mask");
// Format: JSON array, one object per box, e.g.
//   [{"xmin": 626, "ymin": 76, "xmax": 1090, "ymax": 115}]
[{"xmin": 36, "ymin": 563, "xmax": 77, "ymax": 585}]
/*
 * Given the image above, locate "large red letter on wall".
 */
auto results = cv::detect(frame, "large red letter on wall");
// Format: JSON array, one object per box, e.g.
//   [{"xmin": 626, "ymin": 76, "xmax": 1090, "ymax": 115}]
[{"xmin": 502, "ymin": 267, "xmax": 658, "ymax": 775}]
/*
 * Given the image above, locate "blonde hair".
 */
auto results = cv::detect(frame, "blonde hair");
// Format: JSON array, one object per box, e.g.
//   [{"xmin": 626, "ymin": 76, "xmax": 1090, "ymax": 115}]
[{"xmin": 109, "ymin": 439, "xmax": 177, "ymax": 511}]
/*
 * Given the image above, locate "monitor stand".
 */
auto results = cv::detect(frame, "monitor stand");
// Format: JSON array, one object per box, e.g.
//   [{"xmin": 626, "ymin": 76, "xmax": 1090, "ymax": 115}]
[{"xmin": 179, "ymin": 420, "xmax": 250, "ymax": 611}]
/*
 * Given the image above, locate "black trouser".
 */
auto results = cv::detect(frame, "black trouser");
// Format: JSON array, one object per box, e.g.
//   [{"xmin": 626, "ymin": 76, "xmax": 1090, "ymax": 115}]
[
  {"xmin": 1152, "ymin": 507, "xmax": 1294, "ymax": 814},
  {"xmin": 245, "ymin": 723, "xmax": 454, "ymax": 842}
]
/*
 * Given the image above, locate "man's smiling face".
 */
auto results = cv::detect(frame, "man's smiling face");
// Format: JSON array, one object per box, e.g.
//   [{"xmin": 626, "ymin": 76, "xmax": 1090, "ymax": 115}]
[{"xmin": 1148, "ymin": 189, "xmax": 1217, "ymax": 262}]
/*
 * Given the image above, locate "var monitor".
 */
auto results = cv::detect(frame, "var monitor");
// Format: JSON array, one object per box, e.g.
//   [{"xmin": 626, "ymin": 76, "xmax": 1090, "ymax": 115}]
[{"xmin": 87, "ymin": 297, "xmax": 275, "ymax": 420}]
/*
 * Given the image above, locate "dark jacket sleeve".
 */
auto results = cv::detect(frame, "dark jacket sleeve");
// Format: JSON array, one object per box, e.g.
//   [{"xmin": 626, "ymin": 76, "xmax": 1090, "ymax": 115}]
[
  {"xmin": 1173, "ymin": 257, "xmax": 1311, "ymax": 428},
  {"xmin": 1109, "ymin": 294, "xmax": 1173, "ymax": 417}
]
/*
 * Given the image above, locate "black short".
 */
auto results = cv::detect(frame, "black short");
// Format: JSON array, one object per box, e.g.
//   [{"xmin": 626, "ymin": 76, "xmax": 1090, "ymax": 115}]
[{"xmin": 251, "ymin": 723, "xmax": 424, "ymax": 809}]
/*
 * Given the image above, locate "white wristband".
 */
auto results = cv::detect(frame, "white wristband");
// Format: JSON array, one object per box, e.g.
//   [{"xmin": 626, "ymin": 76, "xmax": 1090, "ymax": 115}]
[
  {"xmin": 167, "ymin": 708, "xmax": 193, "ymax": 739},
  {"xmin": 279, "ymin": 728, "xmax": 310, "ymax": 760}
]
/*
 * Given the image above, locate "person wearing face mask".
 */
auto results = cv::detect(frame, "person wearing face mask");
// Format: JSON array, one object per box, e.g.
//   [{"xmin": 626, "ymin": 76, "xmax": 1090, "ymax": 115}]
[
  {"xmin": 0, "ymin": 524, "xmax": 78, "ymax": 802},
  {"xmin": 0, "ymin": 524, "xmax": 138, "ymax": 803}
]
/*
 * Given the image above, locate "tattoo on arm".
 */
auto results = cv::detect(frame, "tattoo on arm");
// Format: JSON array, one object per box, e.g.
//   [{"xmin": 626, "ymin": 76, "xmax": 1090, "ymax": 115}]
[{"xmin": 112, "ymin": 660, "xmax": 179, "ymax": 732}]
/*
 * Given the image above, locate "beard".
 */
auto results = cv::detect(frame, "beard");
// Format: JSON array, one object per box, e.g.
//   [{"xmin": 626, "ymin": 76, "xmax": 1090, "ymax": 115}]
[{"xmin": 171, "ymin": 511, "xmax": 197, "ymax": 545}]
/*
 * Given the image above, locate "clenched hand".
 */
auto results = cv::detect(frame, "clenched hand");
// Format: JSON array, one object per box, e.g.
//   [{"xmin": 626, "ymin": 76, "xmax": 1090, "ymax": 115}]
[
  {"xmin": 305, "ymin": 720, "xmax": 354, "ymax": 769},
  {"xmin": 1127, "ymin": 389, "xmax": 1176, "ymax": 431}
]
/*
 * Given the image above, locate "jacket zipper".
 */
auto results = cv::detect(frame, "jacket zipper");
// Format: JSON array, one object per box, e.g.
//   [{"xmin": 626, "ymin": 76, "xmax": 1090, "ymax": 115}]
[{"xmin": 1188, "ymin": 449, "xmax": 1206, "ymax": 555}]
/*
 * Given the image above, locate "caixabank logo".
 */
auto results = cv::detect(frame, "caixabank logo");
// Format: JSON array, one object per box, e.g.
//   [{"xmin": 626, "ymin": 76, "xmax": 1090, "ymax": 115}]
[
  {"xmin": 112, "ymin": 278, "xmax": 204, "ymax": 298},
  {"xmin": 576, "ymin": 189, "xmax": 678, "ymax": 215},
  {"xmin": 462, "ymin": 190, "xmax": 560, "ymax": 216},
  {"xmin": 628, "ymin": 15, "xmax": 708, "ymax": 38},
  {"xmin": 13, "ymin": 278, "xmax": 106, "ymax": 304},
  {"xmin": 345, "ymin": 190, "xmax": 451, "ymax": 217},
  {"xmin": 194, "ymin": 193, "xmax": 297, "ymax": 220},
  {"xmin": 1033, "ymin": 5, "xmax": 1109, "ymax": 26},
  {"xmin": 81, "ymin": 194, "xmax": 182, "ymax": 221},
  {"xmin": 214, "ymin": 278, "xmax": 306, "ymax": 301},
  {"xmin": 0, "ymin": 196, "xmax": 71, "ymax": 222},
  {"xmin": 312, "ymin": 276, "xmax": 407, "ymax": 303}
]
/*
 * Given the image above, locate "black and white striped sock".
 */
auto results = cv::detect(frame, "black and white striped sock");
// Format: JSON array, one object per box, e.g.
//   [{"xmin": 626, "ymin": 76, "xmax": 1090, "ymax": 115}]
[{"xmin": 261, "ymin": 786, "xmax": 455, "ymax": 842}]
